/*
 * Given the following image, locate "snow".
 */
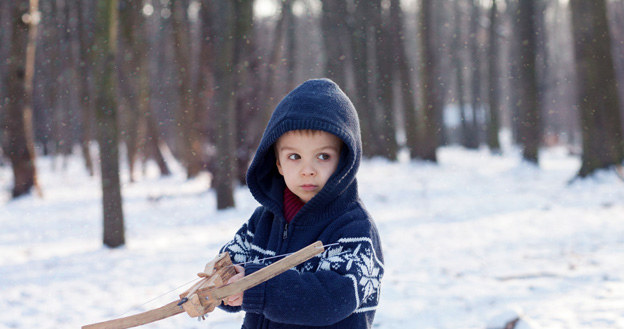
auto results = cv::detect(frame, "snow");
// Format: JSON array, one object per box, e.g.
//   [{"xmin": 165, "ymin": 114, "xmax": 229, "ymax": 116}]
[{"xmin": 1, "ymin": 145, "xmax": 623, "ymax": 329}]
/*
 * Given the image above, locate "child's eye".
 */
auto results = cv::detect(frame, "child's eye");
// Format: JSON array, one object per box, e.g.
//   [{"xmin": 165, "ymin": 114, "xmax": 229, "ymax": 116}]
[
  {"xmin": 288, "ymin": 154, "xmax": 301, "ymax": 160},
  {"xmin": 317, "ymin": 153, "xmax": 331, "ymax": 161}
]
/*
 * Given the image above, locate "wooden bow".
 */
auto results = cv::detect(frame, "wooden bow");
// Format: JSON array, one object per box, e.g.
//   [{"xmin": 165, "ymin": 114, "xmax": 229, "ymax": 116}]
[{"xmin": 82, "ymin": 241, "xmax": 325, "ymax": 329}]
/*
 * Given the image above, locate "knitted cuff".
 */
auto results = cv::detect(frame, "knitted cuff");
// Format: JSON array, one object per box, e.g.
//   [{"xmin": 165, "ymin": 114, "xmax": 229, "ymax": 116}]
[{"xmin": 241, "ymin": 263, "xmax": 266, "ymax": 314}]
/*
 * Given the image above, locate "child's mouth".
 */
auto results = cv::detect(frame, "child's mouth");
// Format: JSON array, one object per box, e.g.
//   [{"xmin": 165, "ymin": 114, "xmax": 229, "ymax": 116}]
[{"xmin": 300, "ymin": 184, "xmax": 318, "ymax": 191}]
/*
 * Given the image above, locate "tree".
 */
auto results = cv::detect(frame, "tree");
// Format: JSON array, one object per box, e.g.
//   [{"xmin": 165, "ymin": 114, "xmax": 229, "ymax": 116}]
[
  {"xmin": 93, "ymin": 0, "xmax": 124, "ymax": 248},
  {"xmin": 418, "ymin": 0, "xmax": 441, "ymax": 162},
  {"xmin": 466, "ymin": 0, "xmax": 483, "ymax": 149},
  {"xmin": 350, "ymin": 1, "xmax": 381, "ymax": 157},
  {"xmin": 231, "ymin": 0, "xmax": 259, "ymax": 184},
  {"xmin": 118, "ymin": 0, "xmax": 145, "ymax": 182},
  {"xmin": 570, "ymin": 0, "xmax": 624, "ymax": 177},
  {"xmin": 517, "ymin": 0, "xmax": 541, "ymax": 163},
  {"xmin": 451, "ymin": 0, "xmax": 470, "ymax": 148},
  {"xmin": 487, "ymin": 0, "xmax": 502, "ymax": 153},
  {"xmin": 3, "ymin": 0, "xmax": 40, "ymax": 198},
  {"xmin": 321, "ymin": 0, "xmax": 349, "ymax": 89},
  {"xmin": 172, "ymin": 0, "xmax": 204, "ymax": 179},
  {"xmin": 211, "ymin": 1, "xmax": 237, "ymax": 209},
  {"xmin": 76, "ymin": 0, "xmax": 96, "ymax": 176},
  {"xmin": 390, "ymin": 0, "xmax": 419, "ymax": 159},
  {"xmin": 373, "ymin": 0, "xmax": 399, "ymax": 161}
]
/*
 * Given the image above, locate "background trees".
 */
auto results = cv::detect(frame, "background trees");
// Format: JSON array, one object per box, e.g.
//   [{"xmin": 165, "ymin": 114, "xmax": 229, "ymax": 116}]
[{"xmin": 1, "ymin": 0, "xmax": 623, "ymax": 245}]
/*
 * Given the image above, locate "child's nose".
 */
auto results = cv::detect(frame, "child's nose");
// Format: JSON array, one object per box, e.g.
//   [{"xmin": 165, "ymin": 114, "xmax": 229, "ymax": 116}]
[{"xmin": 301, "ymin": 163, "xmax": 316, "ymax": 176}]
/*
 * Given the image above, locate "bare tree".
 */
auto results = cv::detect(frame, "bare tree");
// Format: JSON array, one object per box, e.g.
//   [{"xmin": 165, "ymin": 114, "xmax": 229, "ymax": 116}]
[
  {"xmin": 211, "ymin": 1, "xmax": 237, "ymax": 209},
  {"xmin": 76, "ymin": 0, "xmax": 96, "ymax": 176},
  {"xmin": 118, "ymin": 0, "xmax": 144, "ymax": 182},
  {"xmin": 232, "ymin": 0, "xmax": 260, "ymax": 184},
  {"xmin": 487, "ymin": 0, "xmax": 502, "ymax": 153},
  {"xmin": 350, "ymin": 1, "xmax": 381, "ymax": 157},
  {"xmin": 93, "ymin": 0, "xmax": 124, "ymax": 248},
  {"xmin": 390, "ymin": 0, "xmax": 419, "ymax": 159},
  {"xmin": 3, "ymin": 0, "xmax": 40, "ymax": 198},
  {"xmin": 172, "ymin": 0, "xmax": 204, "ymax": 178},
  {"xmin": 451, "ymin": 0, "xmax": 470, "ymax": 148},
  {"xmin": 0, "ymin": 1, "xmax": 9, "ymax": 108},
  {"xmin": 417, "ymin": 0, "xmax": 441, "ymax": 161},
  {"xmin": 517, "ymin": 0, "xmax": 541, "ymax": 163},
  {"xmin": 373, "ymin": 0, "xmax": 398, "ymax": 161},
  {"xmin": 466, "ymin": 0, "xmax": 483, "ymax": 149},
  {"xmin": 321, "ymin": 0, "xmax": 349, "ymax": 89},
  {"xmin": 283, "ymin": 0, "xmax": 297, "ymax": 91},
  {"xmin": 570, "ymin": 0, "xmax": 624, "ymax": 177}
]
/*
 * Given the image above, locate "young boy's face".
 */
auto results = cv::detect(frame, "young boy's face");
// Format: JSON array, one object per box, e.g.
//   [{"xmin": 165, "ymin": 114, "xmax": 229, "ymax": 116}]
[{"xmin": 275, "ymin": 130, "xmax": 342, "ymax": 203}]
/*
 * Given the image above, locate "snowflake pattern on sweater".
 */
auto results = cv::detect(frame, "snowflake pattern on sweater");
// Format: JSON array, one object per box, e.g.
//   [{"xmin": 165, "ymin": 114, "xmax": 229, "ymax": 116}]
[{"xmin": 317, "ymin": 237, "xmax": 383, "ymax": 311}]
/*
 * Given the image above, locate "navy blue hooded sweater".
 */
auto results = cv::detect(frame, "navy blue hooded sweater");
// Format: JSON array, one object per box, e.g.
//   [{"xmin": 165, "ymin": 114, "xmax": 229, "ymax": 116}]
[{"xmin": 219, "ymin": 78, "xmax": 384, "ymax": 328}]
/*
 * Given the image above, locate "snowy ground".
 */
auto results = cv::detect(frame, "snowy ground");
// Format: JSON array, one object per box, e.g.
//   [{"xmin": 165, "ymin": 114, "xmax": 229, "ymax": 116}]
[{"xmin": 1, "ymin": 145, "xmax": 623, "ymax": 329}]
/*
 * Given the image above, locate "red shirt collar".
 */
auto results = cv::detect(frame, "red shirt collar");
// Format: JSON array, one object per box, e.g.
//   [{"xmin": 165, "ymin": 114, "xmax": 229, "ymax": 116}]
[{"xmin": 283, "ymin": 187, "xmax": 305, "ymax": 223}]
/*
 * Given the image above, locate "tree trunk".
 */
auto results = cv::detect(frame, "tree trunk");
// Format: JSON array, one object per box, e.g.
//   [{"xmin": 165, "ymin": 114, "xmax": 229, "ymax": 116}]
[
  {"xmin": 487, "ymin": 0, "xmax": 502, "ymax": 153},
  {"xmin": 76, "ymin": 0, "xmax": 95, "ymax": 176},
  {"xmin": 231, "ymin": 0, "xmax": 258, "ymax": 185},
  {"xmin": 373, "ymin": 0, "xmax": 398, "ymax": 161},
  {"xmin": 260, "ymin": 0, "xmax": 290, "ymax": 124},
  {"xmin": 53, "ymin": 0, "xmax": 74, "ymax": 161},
  {"xmin": 284, "ymin": 0, "xmax": 296, "ymax": 91},
  {"xmin": 145, "ymin": 113, "xmax": 172, "ymax": 176},
  {"xmin": 452, "ymin": 0, "xmax": 470, "ymax": 148},
  {"xmin": 466, "ymin": 0, "xmax": 482, "ymax": 149},
  {"xmin": 570, "ymin": 0, "xmax": 624, "ymax": 177},
  {"xmin": 212, "ymin": 1, "xmax": 237, "ymax": 209},
  {"xmin": 3, "ymin": 0, "xmax": 39, "ymax": 198},
  {"xmin": 118, "ymin": 0, "xmax": 144, "ymax": 182},
  {"xmin": 321, "ymin": 0, "xmax": 349, "ymax": 89},
  {"xmin": 517, "ymin": 0, "xmax": 540, "ymax": 163},
  {"xmin": 94, "ymin": 0, "xmax": 125, "ymax": 248},
  {"xmin": 504, "ymin": 0, "xmax": 522, "ymax": 145},
  {"xmin": 172, "ymin": 0, "xmax": 204, "ymax": 179},
  {"xmin": 350, "ymin": 2, "xmax": 380, "ymax": 157},
  {"xmin": 0, "ymin": 1, "xmax": 10, "ymax": 108},
  {"xmin": 418, "ymin": 0, "xmax": 440, "ymax": 162},
  {"xmin": 390, "ymin": 0, "xmax": 419, "ymax": 159}
]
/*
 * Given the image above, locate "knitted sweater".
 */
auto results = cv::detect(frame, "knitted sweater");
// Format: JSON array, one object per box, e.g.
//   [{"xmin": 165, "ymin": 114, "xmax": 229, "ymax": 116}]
[{"xmin": 219, "ymin": 78, "xmax": 384, "ymax": 328}]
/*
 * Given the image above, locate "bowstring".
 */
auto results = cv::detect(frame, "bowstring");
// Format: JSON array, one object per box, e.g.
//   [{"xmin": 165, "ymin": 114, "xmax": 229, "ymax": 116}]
[{"xmin": 118, "ymin": 277, "xmax": 201, "ymax": 317}]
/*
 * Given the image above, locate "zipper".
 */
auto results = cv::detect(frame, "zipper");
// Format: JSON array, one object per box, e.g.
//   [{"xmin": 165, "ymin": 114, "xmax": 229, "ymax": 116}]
[{"xmin": 282, "ymin": 222, "xmax": 289, "ymax": 240}]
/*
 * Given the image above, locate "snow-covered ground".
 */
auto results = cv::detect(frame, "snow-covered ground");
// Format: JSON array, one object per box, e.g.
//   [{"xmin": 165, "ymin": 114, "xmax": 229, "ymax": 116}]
[{"xmin": 1, "ymin": 145, "xmax": 623, "ymax": 329}]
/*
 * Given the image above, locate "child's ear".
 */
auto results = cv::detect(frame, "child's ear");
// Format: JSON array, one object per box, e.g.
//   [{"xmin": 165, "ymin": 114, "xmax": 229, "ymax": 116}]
[{"xmin": 276, "ymin": 158, "xmax": 284, "ymax": 176}]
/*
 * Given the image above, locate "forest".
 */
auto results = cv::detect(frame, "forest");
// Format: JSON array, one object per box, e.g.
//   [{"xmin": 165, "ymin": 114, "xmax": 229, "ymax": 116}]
[{"xmin": 1, "ymin": 0, "xmax": 623, "ymax": 247}]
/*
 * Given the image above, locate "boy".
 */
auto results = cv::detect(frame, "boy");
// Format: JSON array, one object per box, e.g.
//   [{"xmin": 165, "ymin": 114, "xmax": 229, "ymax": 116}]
[{"xmin": 216, "ymin": 78, "xmax": 384, "ymax": 328}]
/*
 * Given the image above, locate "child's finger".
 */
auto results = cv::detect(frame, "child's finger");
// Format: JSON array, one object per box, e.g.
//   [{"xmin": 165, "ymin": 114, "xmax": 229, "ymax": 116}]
[{"xmin": 226, "ymin": 292, "xmax": 243, "ymax": 306}]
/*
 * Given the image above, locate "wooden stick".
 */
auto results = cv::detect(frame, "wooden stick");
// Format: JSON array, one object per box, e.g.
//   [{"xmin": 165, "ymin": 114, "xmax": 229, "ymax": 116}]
[
  {"xmin": 81, "ymin": 301, "xmax": 183, "ymax": 329},
  {"xmin": 209, "ymin": 241, "xmax": 324, "ymax": 301}
]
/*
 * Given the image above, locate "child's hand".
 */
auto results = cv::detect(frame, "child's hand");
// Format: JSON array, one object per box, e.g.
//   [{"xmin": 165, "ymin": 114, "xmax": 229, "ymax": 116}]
[{"xmin": 224, "ymin": 265, "xmax": 245, "ymax": 306}]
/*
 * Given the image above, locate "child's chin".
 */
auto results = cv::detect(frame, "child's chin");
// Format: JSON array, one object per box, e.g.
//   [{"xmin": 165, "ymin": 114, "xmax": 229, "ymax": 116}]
[{"xmin": 296, "ymin": 192, "xmax": 315, "ymax": 203}]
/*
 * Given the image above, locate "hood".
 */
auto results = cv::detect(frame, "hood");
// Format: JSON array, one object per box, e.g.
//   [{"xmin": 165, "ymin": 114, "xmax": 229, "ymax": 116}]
[{"xmin": 246, "ymin": 78, "xmax": 362, "ymax": 221}]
